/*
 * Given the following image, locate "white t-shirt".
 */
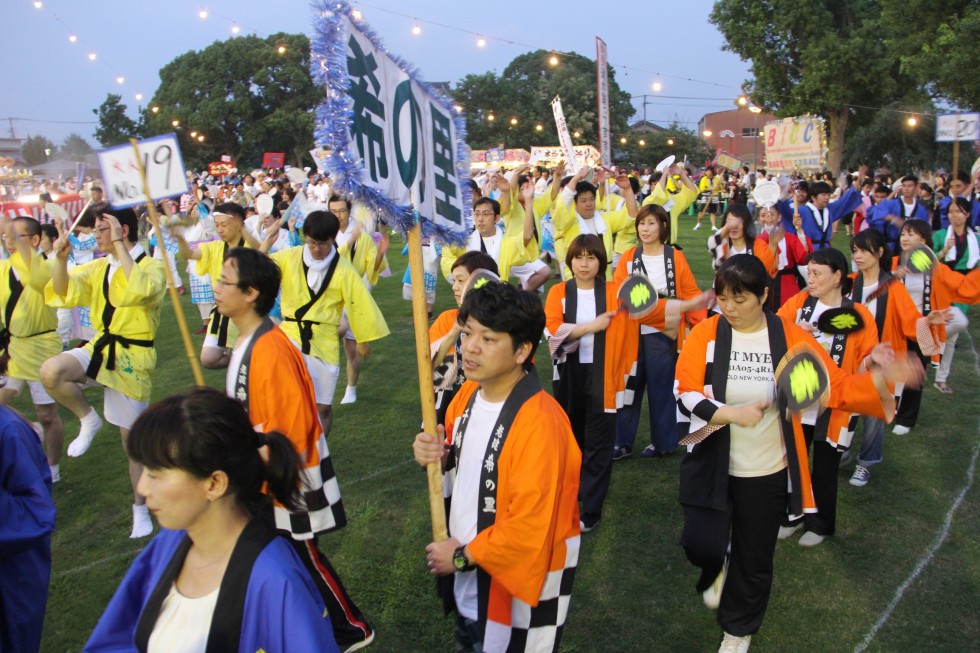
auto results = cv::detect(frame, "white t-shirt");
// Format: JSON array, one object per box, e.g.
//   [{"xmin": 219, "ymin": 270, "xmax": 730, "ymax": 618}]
[
  {"xmin": 147, "ymin": 583, "xmax": 220, "ymax": 653},
  {"xmin": 860, "ymin": 281, "xmax": 879, "ymax": 318},
  {"xmin": 639, "ymin": 254, "xmax": 666, "ymax": 335},
  {"xmin": 468, "ymin": 231, "xmax": 501, "ymax": 263},
  {"xmin": 449, "ymin": 392, "xmax": 504, "ymax": 621},
  {"xmin": 575, "ymin": 288, "xmax": 597, "ymax": 363},
  {"xmin": 726, "ymin": 327, "xmax": 786, "ymax": 477},
  {"xmin": 903, "ymin": 273, "xmax": 925, "ymax": 313}
]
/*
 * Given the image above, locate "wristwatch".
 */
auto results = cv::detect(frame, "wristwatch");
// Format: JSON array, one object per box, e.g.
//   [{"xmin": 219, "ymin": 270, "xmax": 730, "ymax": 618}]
[{"xmin": 453, "ymin": 546, "xmax": 475, "ymax": 572}]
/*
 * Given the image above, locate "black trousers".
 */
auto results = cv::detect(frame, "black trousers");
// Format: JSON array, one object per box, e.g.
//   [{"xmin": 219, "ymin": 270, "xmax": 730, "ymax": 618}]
[
  {"xmin": 895, "ymin": 339, "xmax": 929, "ymax": 428},
  {"xmin": 262, "ymin": 507, "xmax": 371, "ymax": 647},
  {"xmin": 680, "ymin": 469, "xmax": 788, "ymax": 636},
  {"xmin": 782, "ymin": 425, "xmax": 844, "ymax": 536},
  {"xmin": 556, "ymin": 361, "xmax": 616, "ymax": 524},
  {"xmin": 288, "ymin": 535, "xmax": 373, "ymax": 647}
]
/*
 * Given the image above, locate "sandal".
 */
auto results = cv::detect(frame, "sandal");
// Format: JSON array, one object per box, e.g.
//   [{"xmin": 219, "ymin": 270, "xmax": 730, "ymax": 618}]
[{"xmin": 933, "ymin": 382, "xmax": 954, "ymax": 395}]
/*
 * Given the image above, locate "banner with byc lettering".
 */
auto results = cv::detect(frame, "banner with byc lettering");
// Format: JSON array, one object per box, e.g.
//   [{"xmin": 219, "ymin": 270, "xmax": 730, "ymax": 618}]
[
  {"xmin": 763, "ymin": 115, "xmax": 826, "ymax": 172},
  {"xmin": 310, "ymin": 0, "xmax": 470, "ymax": 245},
  {"xmin": 96, "ymin": 133, "xmax": 189, "ymax": 209}
]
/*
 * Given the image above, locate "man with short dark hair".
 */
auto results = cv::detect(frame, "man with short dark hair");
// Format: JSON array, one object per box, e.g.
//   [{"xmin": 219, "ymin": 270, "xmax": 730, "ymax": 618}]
[
  {"xmin": 324, "ymin": 195, "xmax": 388, "ymax": 405},
  {"xmin": 553, "ymin": 166, "xmax": 638, "ymax": 277},
  {"xmin": 0, "ymin": 217, "xmax": 64, "ymax": 481},
  {"xmin": 41, "ymin": 208, "xmax": 166, "ymax": 538},
  {"xmin": 777, "ymin": 174, "xmax": 863, "ymax": 250},
  {"xmin": 216, "ymin": 246, "xmax": 375, "ymax": 652},
  {"xmin": 174, "ymin": 201, "xmax": 261, "ymax": 368},
  {"xmin": 264, "ymin": 210, "xmax": 388, "ymax": 434},
  {"xmin": 414, "ymin": 282, "xmax": 581, "ymax": 653},
  {"xmin": 866, "ymin": 174, "xmax": 931, "ymax": 251}
]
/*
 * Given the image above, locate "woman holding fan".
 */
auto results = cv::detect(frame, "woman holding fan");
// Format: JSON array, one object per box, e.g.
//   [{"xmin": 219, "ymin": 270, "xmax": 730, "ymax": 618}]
[{"xmin": 675, "ymin": 255, "xmax": 918, "ymax": 653}]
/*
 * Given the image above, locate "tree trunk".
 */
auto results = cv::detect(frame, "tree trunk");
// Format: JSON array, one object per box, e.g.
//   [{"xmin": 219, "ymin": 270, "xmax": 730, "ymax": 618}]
[{"xmin": 826, "ymin": 109, "xmax": 848, "ymax": 175}]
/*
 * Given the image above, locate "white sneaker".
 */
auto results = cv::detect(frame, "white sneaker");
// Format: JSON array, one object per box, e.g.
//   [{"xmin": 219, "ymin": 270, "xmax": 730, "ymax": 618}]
[
  {"xmin": 131, "ymin": 504, "xmax": 153, "ymax": 539},
  {"xmin": 849, "ymin": 465, "xmax": 871, "ymax": 487},
  {"xmin": 778, "ymin": 523, "xmax": 802, "ymax": 540},
  {"xmin": 892, "ymin": 425, "xmax": 911, "ymax": 435},
  {"xmin": 702, "ymin": 565, "xmax": 727, "ymax": 609},
  {"xmin": 341, "ymin": 386, "xmax": 357, "ymax": 405},
  {"xmin": 799, "ymin": 531, "xmax": 825, "ymax": 547},
  {"xmin": 693, "ymin": 223, "xmax": 702, "ymax": 231},
  {"xmin": 718, "ymin": 632, "xmax": 751, "ymax": 653},
  {"xmin": 710, "ymin": 225, "xmax": 718, "ymax": 231},
  {"xmin": 67, "ymin": 409, "xmax": 103, "ymax": 457}
]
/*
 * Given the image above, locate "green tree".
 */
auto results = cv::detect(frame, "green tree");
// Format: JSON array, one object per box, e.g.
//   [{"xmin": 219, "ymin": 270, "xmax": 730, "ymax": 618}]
[
  {"xmin": 22, "ymin": 135, "xmax": 56, "ymax": 166},
  {"xmin": 881, "ymin": 0, "xmax": 980, "ymax": 110},
  {"xmin": 710, "ymin": 0, "xmax": 910, "ymax": 174},
  {"xmin": 145, "ymin": 33, "xmax": 318, "ymax": 169},
  {"xmin": 93, "ymin": 94, "xmax": 139, "ymax": 147},
  {"xmin": 60, "ymin": 133, "xmax": 94, "ymax": 159},
  {"xmin": 843, "ymin": 100, "xmax": 949, "ymax": 173},
  {"xmin": 615, "ymin": 123, "xmax": 714, "ymax": 169},
  {"xmin": 452, "ymin": 50, "xmax": 634, "ymax": 151}
]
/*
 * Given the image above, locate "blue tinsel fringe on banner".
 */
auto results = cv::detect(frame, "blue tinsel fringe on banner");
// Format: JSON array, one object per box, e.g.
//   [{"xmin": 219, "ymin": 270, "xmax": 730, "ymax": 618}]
[{"xmin": 309, "ymin": 0, "xmax": 472, "ymax": 246}]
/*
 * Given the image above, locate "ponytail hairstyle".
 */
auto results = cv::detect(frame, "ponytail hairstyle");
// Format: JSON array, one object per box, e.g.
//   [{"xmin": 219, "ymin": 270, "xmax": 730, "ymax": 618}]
[
  {"xmin": 126, "ymin": 388, "xmax": 302, "ymax": 514},
  {"xmin": 851, "ymin": 228, "xmax": 891, "ymax": 271},
  {"xmin": 806, "ymin": 247, "xmax": 853, "ymax": 296}
]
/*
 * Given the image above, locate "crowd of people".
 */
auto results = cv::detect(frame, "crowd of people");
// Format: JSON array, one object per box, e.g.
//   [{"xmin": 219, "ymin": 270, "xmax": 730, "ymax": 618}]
[{"xmin": 2, "ymin": 154, "xmax": 980, "ymax": 653}]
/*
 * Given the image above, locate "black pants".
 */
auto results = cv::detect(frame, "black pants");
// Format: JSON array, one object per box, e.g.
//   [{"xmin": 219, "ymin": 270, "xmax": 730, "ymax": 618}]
[
  {"xmin": 556, "ymin": 361, "xmax": 616, "ymax": 524},
  {"xmin": 782, "ymin": 425, "xmax": 844, "ymax": 536},
  {"xmin": 288, "ymin": 535, "xmax": 373, "ymax": 647},
  {"xmin": 895, "ymin": 340, "xmax": 929, "ymax": 428},
  {"xmin": 680, "ymin": 469, "xmax": 788, "ymax": 636}
]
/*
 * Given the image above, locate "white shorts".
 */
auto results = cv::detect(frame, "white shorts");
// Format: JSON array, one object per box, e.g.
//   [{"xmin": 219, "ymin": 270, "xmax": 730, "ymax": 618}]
[
  {"xmin": 303, "ymin": 352, "xmax": 340, "ymax": 406},
  {"xmin": 203, "ymin": 334, "xmax": 230, "ymax": 351},
  {"xmin": 63, "ymin": 349, "xmax": 148, "ymax": 429},
  {"xmin": 5, "ymin": 377, "xmax": 54, "ymax": 405},
  {"xmin": 509, "ymin": 259, "xmax": 548, "ymax": 287},
  {"xmin": 338, "ymin": 311, "xmax": 356, "ymax": 341}
]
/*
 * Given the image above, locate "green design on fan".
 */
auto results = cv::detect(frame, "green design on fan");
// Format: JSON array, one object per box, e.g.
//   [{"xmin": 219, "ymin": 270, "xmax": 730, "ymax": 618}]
[
  {"xmin": 830, "ymin": 313, "xmax": 858, "ymax": 330},
  {"xmin": 789, "ymin": 359, "xmax": 820, "ymax": 403},
  {"xmin": 473, "ymin": 278, "xmax": 489, "ymax": 289},
  {"xmin": 629, "ymin": 282, "xmax": 651, "ymax": 308},
  {"xmin": 909, "ymin": 250, "xmax": 932, "ymax": 272}
]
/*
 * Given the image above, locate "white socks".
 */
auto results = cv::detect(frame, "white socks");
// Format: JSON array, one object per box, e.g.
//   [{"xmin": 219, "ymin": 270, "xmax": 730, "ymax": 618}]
[
  {"xmin": 49, "ymin": 464, "xmax": 60, "ymax": 484},
  {"xmin": 131, "ymin": 504, "xmax": 152, "ymax": 539},
  {"xmin": 67, "ymin": 409, "xmax": 103, "ymax": 457},
  {"xmin": 341, "ymin": 385, "xmax": 357, "ymax": 405}
]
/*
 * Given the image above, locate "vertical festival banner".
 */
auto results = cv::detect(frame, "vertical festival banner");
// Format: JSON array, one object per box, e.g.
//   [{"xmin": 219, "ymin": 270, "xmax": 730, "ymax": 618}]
[
  {"xmin": 310, "ymin": 3, "xmax": 470, "ymax": 244},
  {"xmin": 311, "ymin": 0, "xmax": 471, "ymax": 542},
  {"xmin": 596, "ymin": 37, "xmax": 611, "ymax": 168},
  {"xmin": 551, "ymin": 96, "xmax": 579, "ymax": 173}
]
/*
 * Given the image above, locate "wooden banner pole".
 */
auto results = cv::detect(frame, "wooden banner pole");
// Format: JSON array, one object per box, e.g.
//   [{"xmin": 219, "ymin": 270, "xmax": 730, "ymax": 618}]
[
  {"xmin": 128, "ymin": 138, "xmax": 207, "ymax": 387},
  {"xmin": 406, "ymin": 219, "xmax": 448, "ymax": 542}
]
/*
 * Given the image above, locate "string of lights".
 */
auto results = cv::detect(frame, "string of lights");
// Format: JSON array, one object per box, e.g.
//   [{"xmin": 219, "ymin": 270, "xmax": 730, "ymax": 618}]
[{"xmin": 26, "ymin": 0, "xmax": 928, "ymax": 152}]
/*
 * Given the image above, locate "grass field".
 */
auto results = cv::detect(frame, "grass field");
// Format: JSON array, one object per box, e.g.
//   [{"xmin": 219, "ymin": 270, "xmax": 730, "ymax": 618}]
[{"xmin": 31, "ymin": 215, "xmax": 980, "ymax": 652}]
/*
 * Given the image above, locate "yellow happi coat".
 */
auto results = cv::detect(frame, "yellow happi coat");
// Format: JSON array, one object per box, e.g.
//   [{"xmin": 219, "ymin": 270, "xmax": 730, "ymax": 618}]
[
  {"xmin": 0, "ymin": 250, "xmax": 61, "ymax": 381},
  {"xmin": 45, "ymin": 246, "xmax": 166, "ymax": 401},
  {"xmin": 197, "ymin": 238, "xmax": 248, "ymax": 347},
  {"xmin": 336, "ymin": 225, "xmax": 382, "ymax": 286},
  {"xmin": 270, "ymin": 246, "xmax": 389, "ymax": 366}
]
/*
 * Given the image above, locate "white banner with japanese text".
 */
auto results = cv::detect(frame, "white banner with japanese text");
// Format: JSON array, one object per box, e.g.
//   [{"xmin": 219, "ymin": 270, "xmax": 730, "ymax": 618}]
[{"xmin": 596, "ymin": 37, "xmax": 611, "ymax": 167}]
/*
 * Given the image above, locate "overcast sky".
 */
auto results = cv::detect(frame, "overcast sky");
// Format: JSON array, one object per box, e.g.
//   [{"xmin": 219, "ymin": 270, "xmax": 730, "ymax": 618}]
[{"xmin": 2, "ymin": 0, "xmax": 752, "ymax": 149}]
